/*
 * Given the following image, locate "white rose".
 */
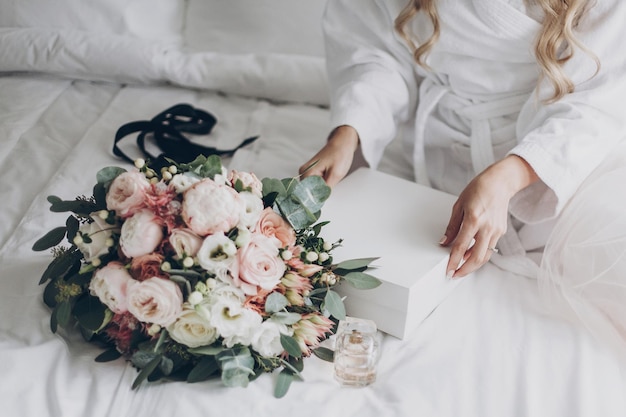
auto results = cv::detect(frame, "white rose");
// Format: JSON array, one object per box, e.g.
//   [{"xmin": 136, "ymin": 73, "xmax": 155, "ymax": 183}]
[
  {"xmin": 76, "ymin": 212, "xmax": 117, "ymax": 262},
  {"xmin": 169, "ymin": 228, "xmax": 203, "ymax": 258},
  {"xmin": 196, "ymin": 232, "xmax": 238, "ymax": 278},
  {"xmin": 126, "ymin": 277, "xmax": 183, "ymax": 326},
  {"xmin": 235, "ymin": 233, "xmax": 286, "ymax": 295},
  {"xmin": 210, "ymin": 296, "xmax": 262, "ymax": 347},
  {"xmin": 251, "ymin": 319, "xmax": 292, "ymax": 357},
  {"xmin": 182, "ymin": 179, "xmax": 245, "ymax": 236},
  {"xmin": 168, "ymin": 308, "xmax": 218, "ymax": 348},
  {"xmin": 119, "ymin": 209, "xmax": 163, "ymax": 258},
  {"xmin": 89, "ymin": 262, "xmax": 134, "ymax": 314},
  {"xmin": 170, "ymin": 173, "xmax": 200, "ymax": 194},
  {"xmin": 237, "ymin": 191, "xmax": 264, "ymax": 229}
]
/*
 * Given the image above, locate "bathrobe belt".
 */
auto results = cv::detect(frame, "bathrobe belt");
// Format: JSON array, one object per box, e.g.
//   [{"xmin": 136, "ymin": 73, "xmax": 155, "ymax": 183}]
[{"xmin": 413, "ymin": 78, "xmax": 539, "ymax": 277}]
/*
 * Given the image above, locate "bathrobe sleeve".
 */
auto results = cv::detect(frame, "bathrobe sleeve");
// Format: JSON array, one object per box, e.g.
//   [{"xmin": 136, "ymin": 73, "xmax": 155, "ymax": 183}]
[
  {"xmin": 323, "ymin": 0, "xmax": 420, "ymax": 169},
  {"xmin": 509, "ymin": 0, "xmax": 626, "ymax": 223}
]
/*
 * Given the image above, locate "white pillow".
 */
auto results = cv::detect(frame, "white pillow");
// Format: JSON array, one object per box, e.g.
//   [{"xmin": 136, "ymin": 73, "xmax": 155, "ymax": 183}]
[
  {"xmin": 184, "ymin": 0, "xmax": 327, "ymax": 57},
  {"xmin": 0, "ymin": 0, "xmax": 184, "ymax": 43}
]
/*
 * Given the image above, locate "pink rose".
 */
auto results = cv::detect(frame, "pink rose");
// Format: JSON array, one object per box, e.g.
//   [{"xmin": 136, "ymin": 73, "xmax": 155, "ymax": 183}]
[
  {"xmin": 255, "ymin": 207, "xmax": 296, "ymax": 248},
  {"xmin": 169, "ymin": 228, "xmax": 203, "ymax": 258},
  {"xmin": 89, "ymin": 262, "xmax": 134, "ymax": 314},
  {"xmin": 235, "ymin": 233, "xmax": 286, "ymax": 295},
  {"xmin": 106, "ymin": 171, "xmax": 150, "ymax": 218},
  {"xmin": 182, "ymin": 179, "xmax": 245, "ymax": 236},
  {"xmin": 228, "ymin": 170, "xmax": 263, "ymax": 198},
  {"xmin": 119, "ymin": 209, "xmax": 164, "ymax": 258},
  {"xmin": 126, "ymin": 277, "xmax": 183, "ymax": 326}
]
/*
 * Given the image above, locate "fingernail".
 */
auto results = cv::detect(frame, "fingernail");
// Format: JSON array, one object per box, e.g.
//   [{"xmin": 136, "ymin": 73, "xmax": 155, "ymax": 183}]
[
  {"xmin": 446, "ymin": 270, "xmax": 454, "ymax": 279},
  {"xmin": 439, "ymin": 235, "xmax": 447, "ymax": 245}
]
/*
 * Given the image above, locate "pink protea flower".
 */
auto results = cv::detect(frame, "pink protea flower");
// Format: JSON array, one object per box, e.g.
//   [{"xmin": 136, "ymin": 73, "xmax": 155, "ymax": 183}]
[
  {"xmin": 144, "ymin": 182, "xmax": 181, "ymax": 231},
  {"xmin": 292, "ymin": 313, "xmax": 334, "ymax": 356},
  {"xmin": 279, "ymin": 272, "xmax": 313, "ymax": 307}
]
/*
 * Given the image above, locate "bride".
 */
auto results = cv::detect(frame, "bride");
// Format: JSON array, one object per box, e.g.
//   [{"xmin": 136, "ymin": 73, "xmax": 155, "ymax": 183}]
[{"xmin": 299, "ymin": 0, "xmax": 626, "ymax": 361}]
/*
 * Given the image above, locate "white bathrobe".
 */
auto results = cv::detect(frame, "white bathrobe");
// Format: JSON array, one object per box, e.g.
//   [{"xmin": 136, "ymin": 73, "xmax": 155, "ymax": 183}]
[
  {"xmin": 324, "ymin": 0, "xmax": 626, "ymax": 359},
  {"xmin": 324, "ymin": 0, "xmax": 626, "ymax": 273}
]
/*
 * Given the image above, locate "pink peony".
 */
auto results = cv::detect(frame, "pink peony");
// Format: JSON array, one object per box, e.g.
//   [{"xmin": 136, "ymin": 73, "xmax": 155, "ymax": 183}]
[
  {"xmin": 106, "ymin": 171, "xmax": 150, "ymax": 218},
  {"xmin": 228, "ymin": 170, "xmax": 263, "ymax": 198},
  {"xmin": 255, "ymin": 208, "xmax": 296, "ymax": 248},
  {"xmin": 89, "ymin": 262, "xmax": 134, "ymax": 314},
  {"xmin": 126, "ymin": 277, "xmax": 183, "ymax": 327},
  {"xmin": 235, "ymin": 233, "xmax": 286, "ymax": 295},
  {"xmin": 182, "ymin": 179, "xmax": 245, "ymax": 236},
  {"xmin": 119, "ymin": 209, "xmax": 164, "ymax": 258}
]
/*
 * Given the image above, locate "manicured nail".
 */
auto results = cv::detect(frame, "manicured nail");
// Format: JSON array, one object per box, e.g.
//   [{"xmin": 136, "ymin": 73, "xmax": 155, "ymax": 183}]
[
  {"xmin": 439, "ymin": 235, "xmax": 447, "ymax": 245},
  {"xmin": 446, "ymin": 270, "xmax": 454, "ymax": 279}
]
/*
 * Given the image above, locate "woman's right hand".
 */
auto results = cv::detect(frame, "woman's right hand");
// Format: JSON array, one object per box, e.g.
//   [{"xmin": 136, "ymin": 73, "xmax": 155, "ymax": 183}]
[{"xmin": 298, "ymin": 125, "xmax": 360, "ymax": 187}]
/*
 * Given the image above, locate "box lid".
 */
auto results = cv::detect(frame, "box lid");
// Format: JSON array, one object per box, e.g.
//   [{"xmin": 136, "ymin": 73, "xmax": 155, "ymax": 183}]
[{"xmin": 321, "ymin": 168, "xmax": 460, "ymax": 338}]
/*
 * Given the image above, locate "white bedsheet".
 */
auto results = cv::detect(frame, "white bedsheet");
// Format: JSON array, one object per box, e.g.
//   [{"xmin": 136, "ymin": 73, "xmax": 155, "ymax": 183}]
[{"xmin": 1, "ymin": 74, "xmax": 625, "ymax": 417}]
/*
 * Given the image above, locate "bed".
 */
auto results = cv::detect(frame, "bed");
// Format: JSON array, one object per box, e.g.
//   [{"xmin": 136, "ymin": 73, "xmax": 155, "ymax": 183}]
[{"xmin": 1, "ymin": 1, "xmax": 625, "ymax": 416}]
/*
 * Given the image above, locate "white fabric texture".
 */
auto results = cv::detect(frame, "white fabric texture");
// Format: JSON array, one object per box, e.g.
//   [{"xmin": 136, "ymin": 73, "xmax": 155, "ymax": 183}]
[
  {"xmin": 1, "ymin": 74, "xmax": 625, "ymax": 417},
  {"xmin": 0, "ymin": 0, "xmax": 184, "ymax": 43}
]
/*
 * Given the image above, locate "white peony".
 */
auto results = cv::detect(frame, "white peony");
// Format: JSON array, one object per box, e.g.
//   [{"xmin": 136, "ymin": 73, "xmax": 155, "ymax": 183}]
[{"xmin": 76, "ymin": 212, "xmax": 117, "ymax": 262}]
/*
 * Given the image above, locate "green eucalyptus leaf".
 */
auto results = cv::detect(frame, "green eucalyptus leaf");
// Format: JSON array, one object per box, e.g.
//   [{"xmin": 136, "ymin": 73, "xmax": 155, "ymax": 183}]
[
  {"xmin": 50, "ymin": 309, "xmax": 58, "ymax": 333},
  {"xmin": 291, "ymin": 176, "xmax": 331, "ymax": 214},
  {"xmin": 219, "ymin": 350, "xmax": 255, "ymax": 388},
  {"xmin": 262, "ymin": 178, "xmax": 287, "ymax": 199},
  {"xmin": 47, "ymin": 195, "xmax": 62, "ymax": 205},
  {"xmin": 131, "ymin": 350, "xmax": 161, "ymax": 368},
  {"xmin": 265, "ymin": 292, "xmax": 288, "ymax": 314},
  {"xmin": 132, "ymin": 355, "xmax": 162, "ymax": 390},
  {"xmin": 159, "ymin": 356, "xmax": 174, "ymax": 376},
  {"xmin": 342, "ymin": 271, "xmax": 382, "ymax": 289},
  {"xmin": 39, "ymin": 249, "xmax": 83, "ymax": 285},
  {"xmin": 323, "ymin": 290, "xmax": 346, "ymax": 320},
  {"xmin": 280, "ymin": 334, "xmax": 302, "ymax": 358},
  {"xmin": 49, "ymin": 199, "xmax": 97, "ymax": 215},
  {"xmin": 65, "ymin": 216, "xmax": 80, "ymax": 242},
  {"xmin": 73, "ymin": 294, "xmax": 107, "ymax": 331},
  {"xmin": 95, "ymin": 348, "xmax": 122, "ymax": 363},
  {"xmin": 312, "ymin": 347, "xmax": 335, "ymax": 362},
  {"xmin": 96, "ymin": 166, "xmax": 126, "ymax": 185},
  {"xmin": 188, "ymin": 345, "xmax": 224, "ymax": 356},
  {"xmin": 335, "ymin": 257, "xmax": 379, "ymax": 271},
  {"xmin": 187, "ymin": 356, "xmax": 219, "ymax": 383},
  {"xmin": 43, "ymin": 278, "xmax": 60, "ymax": 308},
  {"xmin": 32, "ymin": 227, "xmax": 67, "ymax": 251},
  {"xmin": 276, "ymin": 195, "xmax": 318, "ymax": 230},
  {"xmin": 92, "ymin": 182, "xmax": 107, "ymax": 208},
  {"xmin": 56, "ymin": 300, "xmax": 72, "ymax": 328},
  {"xmin": 271, "ymin": 312, "xmax": 302, "ymax": 325},
  {"xmin": 274, "ymin": 369, "xmax": 294, "ymax": 398}
]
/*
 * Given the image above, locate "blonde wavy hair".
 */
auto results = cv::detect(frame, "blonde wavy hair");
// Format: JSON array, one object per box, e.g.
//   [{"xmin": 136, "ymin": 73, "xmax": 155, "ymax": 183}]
[{"xmin": 394, "ymin": 0, "xmax": 598, "ymax": 102}]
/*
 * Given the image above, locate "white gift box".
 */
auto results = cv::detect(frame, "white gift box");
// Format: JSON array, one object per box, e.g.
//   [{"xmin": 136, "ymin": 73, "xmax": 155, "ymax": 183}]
[{"xmin": 321, "ymin": 168, "xmax": 461, "ymax": 339}]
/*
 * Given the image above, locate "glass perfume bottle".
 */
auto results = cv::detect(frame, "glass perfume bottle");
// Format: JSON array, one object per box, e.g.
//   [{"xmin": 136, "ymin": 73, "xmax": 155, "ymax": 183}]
[{"xmin": 334, "ymin": 318, "xmax": 379, "ymax": 387}]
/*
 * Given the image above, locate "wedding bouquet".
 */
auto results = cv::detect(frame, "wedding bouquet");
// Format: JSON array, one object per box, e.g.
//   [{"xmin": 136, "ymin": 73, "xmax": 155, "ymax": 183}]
[{"xmin": 33, "ymin": 155, "xmax": 380, "ymax": 397}]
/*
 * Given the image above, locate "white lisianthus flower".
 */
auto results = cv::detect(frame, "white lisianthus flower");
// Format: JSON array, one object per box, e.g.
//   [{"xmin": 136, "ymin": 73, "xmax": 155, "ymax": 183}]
[
  {"xmin": 251, "ymin": 319, "xmax": 292, "ymax": 357},
  {"xmin": 168, "ymin": 308, "xmax": 218, "ymax": 348},
  {"xmin": 210, "ymin": 297, "xmax": 262, "ymax": 347},
  {"xmin": 75, "ymin": 212, "xmax": 118, "ymax": 262},
  {"xmin": 196, "ymin": 232, "xmax": 238, "ymax": 278},
  {"xmin": 188, "ymin": 291, "xmax": 204, "ymax": 306},
  {"xmin": 237, "ymin": 191, "xmax": 264, "ymax": 229},
  {"xmin": 169, "ymin": 173, "xmax": 200, "ymax": 194},
  {"xmin": 234, "ymin": 227, "xmax": 252, "ymax": 248}
]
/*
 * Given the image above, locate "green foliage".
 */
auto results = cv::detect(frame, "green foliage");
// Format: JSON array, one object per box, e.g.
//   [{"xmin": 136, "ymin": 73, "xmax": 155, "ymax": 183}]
[
  {"xmin": 265, "ymin": 292, "xmax": 288, "ymax": 313},
  {"xmin": 187, "ymin": 356, "xmax": 219, "ymax": 383},
  {"xmin": 323, "ymin": 290, "xmax": 346, "ymax": 320},
  {"xmin": 312, "ymin": 347, "xmax": 335, "ymax": 362},
  {"xmin": 280, "ymin": 334, "xmax": 302, "ymax": 358},
  {"xmin": 96, "ymin": 166, "xmax": 126, "ymax": 185},
  {"xmin": 32, "ymin": 227, "xmax": 67, "ymax": 251},
  {"xmin": 177, "ymin": 154, "xmax": 223, "ymax": 179}
]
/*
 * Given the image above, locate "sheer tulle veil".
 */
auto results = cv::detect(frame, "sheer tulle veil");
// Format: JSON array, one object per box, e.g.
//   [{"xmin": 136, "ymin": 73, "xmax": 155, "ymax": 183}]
[{"xmin": 538, "ymin": 140, "xmax": 626, "ymax": 362}]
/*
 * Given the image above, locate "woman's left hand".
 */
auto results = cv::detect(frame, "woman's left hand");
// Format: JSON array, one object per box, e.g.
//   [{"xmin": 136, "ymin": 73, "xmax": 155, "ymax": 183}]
[{"xmin": 440, "ymin": 155, "xmax": 539, "ymax": 278}]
